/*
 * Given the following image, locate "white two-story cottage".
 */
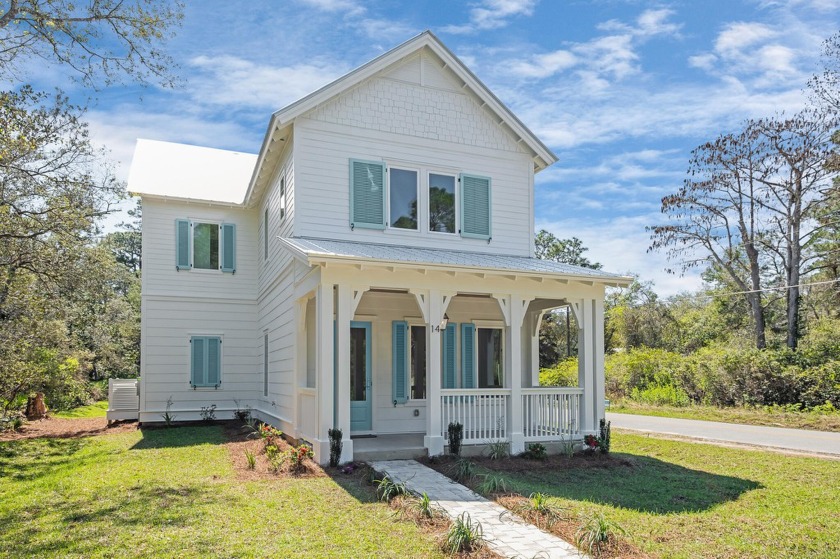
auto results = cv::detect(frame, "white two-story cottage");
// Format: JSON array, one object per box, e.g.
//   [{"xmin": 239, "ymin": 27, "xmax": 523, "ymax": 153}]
[{"xmin": 124, "ymin": 31, "xmax": 630, "ymax": 464}]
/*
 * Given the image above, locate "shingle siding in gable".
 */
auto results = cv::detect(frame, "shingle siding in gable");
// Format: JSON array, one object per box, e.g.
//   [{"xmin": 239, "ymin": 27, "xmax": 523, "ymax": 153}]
[{"xmin": 306, "ymin": 77, "xmax": 521, "ymax": 154}]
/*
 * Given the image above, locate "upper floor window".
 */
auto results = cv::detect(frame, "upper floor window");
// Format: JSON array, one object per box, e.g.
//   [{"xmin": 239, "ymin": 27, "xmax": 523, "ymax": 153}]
[
  {"xmin": 349, "ymin": 158, "xmax": 491, "ymax": 240},
  {"xmin": 389, "ymin": 168, "xmax": 418, "ymax": 230},
  {"xmin": 429, "ymin": 173, "xmax": 455, "ymax": 234},
  {"xmin": 175, "ymin": 219, "xmax": 235, "ymax": 273},
  {"xmin": 279, "ymin": 176, "xmax": 286, "ymax": 221}
]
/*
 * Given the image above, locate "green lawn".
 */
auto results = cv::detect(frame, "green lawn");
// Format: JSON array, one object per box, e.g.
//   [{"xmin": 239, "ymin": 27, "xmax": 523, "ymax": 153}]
[
  {"xmin": 474, "ymin": 433, "xmax": 840, "ymax": 558},
  {"xmin": 0, "ymin": 425, "xmax": 445, "ymax": 558},
  {"xmin": 52, "ymin": 400, "xmax": 108, "ymax": 419},
  {"xmin": 609, "ymin": 401, "xmax": 840, "ymax": 432}
]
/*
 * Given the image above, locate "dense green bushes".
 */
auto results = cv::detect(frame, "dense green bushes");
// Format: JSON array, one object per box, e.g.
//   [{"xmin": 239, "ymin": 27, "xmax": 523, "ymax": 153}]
[{"xmin": 541, "ymin": 344, "xmax": 840, "ymax": 410}]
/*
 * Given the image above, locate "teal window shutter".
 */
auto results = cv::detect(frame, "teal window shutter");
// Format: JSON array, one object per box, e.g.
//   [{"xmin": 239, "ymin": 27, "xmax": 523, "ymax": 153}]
[
  {"xmin": 220, "ymin": 223, "xmax": 236, "ymax": 273},
  {"xmin": 461, "ymin": 323, "xmax": 476, "ymax": 388},
  {"xmin": 191, "ymin": 336, "xmax": 221, "ymax": 388},
  {"xmin": 459, "ymin": 174, "xmax": 491, "ymax": 240},
  {"xmin": 442, "ymin": 323, "xmax": 457, "ymax": 389},
  {"xmin": 392, "ymin": 321, "xmax": 409, "ymax": 404},
  {"xmin": 349, "ymin": 159, "xmax": 386, "ymax": 230},
  {"xmin": 176, "ymin": 219, "xmax": 191, "ymax": 270}
]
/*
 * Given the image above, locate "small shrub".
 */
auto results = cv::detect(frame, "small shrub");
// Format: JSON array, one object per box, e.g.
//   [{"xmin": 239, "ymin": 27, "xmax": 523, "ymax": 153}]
[
  {"xmin": 0, "ymin": 415, "xmax": 24, "ymax": 432},
  {"xmin": 444, "ymin": 512, "xmax": 483, "ymax": 553},
  {"xmin": 244, "ymin": 449, "xmax": 256, "ymax": 470},
  {"xmin": 447, "ymin": 422, "xmax": 463, "ymax": 457},
  {"xmin": 287, "ymin": 444, "xmax": 313, "ymax": 474},
  {"xmin": 576, "ymin": 512, "xmax": 626, "ymax": 556},
  {"xmin": 328, "ymin": 427, "xmax": 343, "ymax": 467},
  {"xmin": 451, "ymin": 458, "xmax": 475, "ymax": 482},
  {"xmin": 412, "ymin": 492, "xmax": 440, "ymax": 519},
  {"xmin": 522, "ymin": 442, "xmax": 547, "ymax": 460},
  {"xmin": 517, "ymin": 492, "xmax": 564, "ymax": 527},
  {"xmin": 268, "ymin": 452, "xmax": 285, "ymax": 473},
  {"xmin": 233, "ymin": 401, "xmax": 251, "ymax": 423},
  {"xmin": 630, "ymin": 383, "xmax": 690, "ymax": 407},
  {"xmin": 265, "ymin": 444, "xmax": 280, "ymax": 460},
  {"xmin": 583, "ymin": 434, "xmax": 600, "ymax": 452},
  {"xmin": 374, "ymin": 476, "xmax": 410, "ymax": 502},
  {"xmin": 258, "ymin": 423, "xmax": 283, "ymax": 448},
  {"xmin": 486, "ymin": 439, "xmax": 509, "ymax": 460},
  {"xmin": 199, "ymin": 404, "xmax": 217, "ymax": 422},
  {"xmin": 161, "ymin": 396, "xmax": 176, "ymax": 426},
  {"xmin": 598, "ymin": 419, "xmax": 611, "ymax": 454},
  {"xmin": 478, "ymin": 473, "xmax": 510, "ymax": 495}
]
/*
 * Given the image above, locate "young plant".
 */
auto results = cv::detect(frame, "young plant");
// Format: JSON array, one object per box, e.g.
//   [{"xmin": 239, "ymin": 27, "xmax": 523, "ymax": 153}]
[
  {"xmin": 412, "ymin": 491, "xmax": 439, "ymax": 519},
  {"xmin": 522, "ymin": 442, "xmax": 548, "ymax": 460},
  {"xmin": 478, "ymin": 473, "xmax": 511, "ymax": 495},
  {"xmin": 598, "ymin": 419, "xmax": 612, "ymax": 454},
  {"xmin": 486, "ymin": 439, "xmax": 509, "ymax": 460},
  {"xmin": 576, "ymin": 512, "xmax": 626, "ymax": 556},
  {"xmin": 559, "ymin": 435, "xmax": 576, "ymax": 458},
  {"xmin": 447, "ymin": 421, "xmax": 463, "ymax": 457},
  {"xmin": 516, "ymin": 492, "xmax": 564, "ymax": 527},
  {"xmin": 244, "ymin": 449, "xmax": 256, "ymax": 470},
  {"xmin": 287, "ymin": 443, "xmax": 314, "ymax": 474},
  {"xmin": 451, "ymin": 458, "xmax": 476, "ymax": 482},
  {"xmin": 583, "ymin": 434, "xmax": 600, "ymax": 452},
  {"xmin": 233, "ymin": 400, "xmax": 252, "ymax": 423},
  {"xmin": 199, "ymin": 404, "xmax": 217, "ymax": 422},
  {"xmin": 265, "ymin": 443, "xmax": 280, "ymax": 461},
  {"xmin": 328, "ymin": 427, "xmax": 343, "ymax": 467},
  {"xmin": 444, "ymin": 512, "xmax": 483, "ymax": 553},
  {"xmin": 161, "ymin": 396, "xmax": 176, "ymax": 426},
  {"xmin": 374, "ymin": 476, "xmax": 410, "ymax": 502}
]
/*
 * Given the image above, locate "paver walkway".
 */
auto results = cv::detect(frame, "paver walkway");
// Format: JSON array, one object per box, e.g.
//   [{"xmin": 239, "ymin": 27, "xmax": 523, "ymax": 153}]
[
  {"xmin": 370, "ymin": 459, "xmax": 583, "ymax": 559},
  {"xmin": 607, "ymin": 412, "xmax": 840, "ymax": 456}
]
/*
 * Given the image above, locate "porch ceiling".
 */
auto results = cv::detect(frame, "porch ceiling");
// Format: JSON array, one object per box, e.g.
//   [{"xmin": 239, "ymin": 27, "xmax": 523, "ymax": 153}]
[{"xmin": 278, "ymin": 236, "xmax": 632, "ymax": 287}]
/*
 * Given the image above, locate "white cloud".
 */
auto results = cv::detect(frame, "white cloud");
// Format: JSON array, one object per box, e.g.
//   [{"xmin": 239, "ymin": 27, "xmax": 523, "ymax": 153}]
[
  {"xmin": 509, "ymin": 49, "xmax": 577, "ymax": 78},
  {"xmin": 359, "ymin": 18, "xmax": 418, "ymax": 42},
  {"xmin": 599, "ymin": 8, "xmax": 682, "ymax": 38},
  {"xmin": 187, "ymin": 55, "xmax": 348, "ymax": 110},
  {"xmin": 714, "ymin": 22, "xmax": 777, "ymax": 55},
  {"xmin": 442, "ymin": 0, "xmax": 537, "ymax": 34},
  {"xmin": 296, "ymin": 0, "xmax": 365, "ymax": 16}
]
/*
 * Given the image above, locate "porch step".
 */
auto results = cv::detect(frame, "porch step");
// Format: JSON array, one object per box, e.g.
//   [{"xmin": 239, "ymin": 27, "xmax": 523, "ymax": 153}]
[
  {"xmin": 352, "ymin": 433, "xmax": 426, "ymax": 462},
  {"xmin": 354, "ymin": 446, "xmax": 426, "ymax": 461}
]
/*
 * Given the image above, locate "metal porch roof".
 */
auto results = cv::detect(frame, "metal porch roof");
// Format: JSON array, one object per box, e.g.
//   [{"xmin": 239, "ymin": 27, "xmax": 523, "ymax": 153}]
[{"xmin": 280, "ymin": 237, "xmax": 631, "ymax": 284}]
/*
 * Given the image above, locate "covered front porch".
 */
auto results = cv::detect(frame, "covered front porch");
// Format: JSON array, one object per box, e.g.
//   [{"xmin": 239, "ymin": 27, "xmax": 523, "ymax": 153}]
[{"xmin": 281, "ymin": 238, "xmax": 628, "ymax": 465}]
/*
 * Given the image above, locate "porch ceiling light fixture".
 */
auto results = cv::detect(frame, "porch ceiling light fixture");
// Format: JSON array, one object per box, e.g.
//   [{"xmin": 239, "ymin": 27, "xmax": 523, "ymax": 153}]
[{"xmin": 440, "ymin": 313, "xmax": 450, "ymax": 331}]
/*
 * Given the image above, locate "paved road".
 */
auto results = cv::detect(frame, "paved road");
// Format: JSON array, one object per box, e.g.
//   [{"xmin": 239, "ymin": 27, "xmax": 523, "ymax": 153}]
[{"xmin": 606, "ymin": 412, "xmax": 840, "ymax": 457}]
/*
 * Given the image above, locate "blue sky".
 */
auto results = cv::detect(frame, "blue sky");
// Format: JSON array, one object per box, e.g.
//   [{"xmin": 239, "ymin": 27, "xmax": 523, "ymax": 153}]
[{"xmin": 20, "ymin": 0, "xmax": 840, "ymax": 295}]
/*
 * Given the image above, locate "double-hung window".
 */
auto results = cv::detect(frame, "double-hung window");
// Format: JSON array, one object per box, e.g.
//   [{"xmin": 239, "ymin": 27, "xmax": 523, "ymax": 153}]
[
  {"xmin": 429, "ymin": 173, "xmax": 456, "ymax": 234},
  {"xmin": 175, "ymin": 219, "xmax": 236, "ymax": 273},
  {"xmin": 389, "ymin": 168, "xmax": 418, "ymax": 230}
]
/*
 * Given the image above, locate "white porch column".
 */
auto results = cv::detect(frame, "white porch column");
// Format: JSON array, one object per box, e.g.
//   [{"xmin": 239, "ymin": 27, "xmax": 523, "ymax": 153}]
[
  {"xmin": 315, "ymin": 282, "xmax": 335, "ymax": 464},
  {"xmin": 576, "ymin": 298, "xmax": 596, "ymax": 434},
  {"xmin": 335, "ymin": 284, "xmax": 353, "ymax": 463},
  {"xmin": 422, "ymin": 289, "xmax": 453, "ymax": 456},
  {"xmin": 593, "ymin": 297, "xmax": 606, "ymax": 428},
  {"xmin": 505, "ymin": 295, "xmax": 532, "ymax": 455}
]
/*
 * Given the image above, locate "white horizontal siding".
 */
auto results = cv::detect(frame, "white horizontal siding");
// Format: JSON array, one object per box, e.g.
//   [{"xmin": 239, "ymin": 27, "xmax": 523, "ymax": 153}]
[{"xmin": 294, "ymin": 118, "xmax": 533, "ymax": 256}]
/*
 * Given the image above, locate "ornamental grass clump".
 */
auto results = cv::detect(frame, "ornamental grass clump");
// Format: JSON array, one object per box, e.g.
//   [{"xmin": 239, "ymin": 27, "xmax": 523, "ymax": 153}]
[
  {"xmin": 444, "ymin": 512, "xmax": 483, "ymax": 553},
  {"xmin": 576, "ymin": 511, "xmax": 626, "ymax": 556}
]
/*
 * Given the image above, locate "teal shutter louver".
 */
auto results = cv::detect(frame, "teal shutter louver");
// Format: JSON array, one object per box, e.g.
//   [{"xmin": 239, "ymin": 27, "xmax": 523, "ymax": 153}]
[
  {"xmin": 459, "ymin": 174, "xmax": 491, "ymax": 240},
  {"xmin": 442, "ymin": 323, "xmax": 457, "ymax": 389},
  {"xmin": 461, "ymin": 323, "xmax": 476, "ymax": 388},
  {"xmin": 176, "ymin": 219, "xmax": 191, "ymax": 270},
  {"xmin": 349, "ymin": 159, "xmax": 386, "ymax": 230},
  {"xmin": 191, "ymin": 336, "xmax": 221, "ymax": 388},
  {"xmin": 392, "ymin": 321, "xmax": 409, "ymax": 404},
  {"xmin": 220, "ymin": 223, "xmax": 236, "ymax": 273}
]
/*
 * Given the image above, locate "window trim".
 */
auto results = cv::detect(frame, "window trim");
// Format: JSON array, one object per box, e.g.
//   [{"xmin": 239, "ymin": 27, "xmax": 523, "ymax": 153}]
[
  {"xmin": 473, "ymin": 325, "xmax": 505, "ymax": 389},
  {"xmin": 192, "ymin": 221, "xmax": 221, "ymax": 271},
  {"xmin": 279, "ymin": 173, "xmax": 287, "ymax": 221}
]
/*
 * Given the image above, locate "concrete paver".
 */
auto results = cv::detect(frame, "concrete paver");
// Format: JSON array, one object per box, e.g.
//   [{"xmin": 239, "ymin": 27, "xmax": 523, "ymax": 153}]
[
  {"xmin": 607, "ymin": 412, "xmax": 840, "ymax": 456},
  {"xmin": 370, "ymin": 459, "xmax": 584, "ymax": 559}
]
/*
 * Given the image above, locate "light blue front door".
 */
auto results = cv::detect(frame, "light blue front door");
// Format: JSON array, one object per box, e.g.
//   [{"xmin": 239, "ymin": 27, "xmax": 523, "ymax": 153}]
[{"xmin": 350, "ymin": 321, "xmax": 372, "ymax": 432}]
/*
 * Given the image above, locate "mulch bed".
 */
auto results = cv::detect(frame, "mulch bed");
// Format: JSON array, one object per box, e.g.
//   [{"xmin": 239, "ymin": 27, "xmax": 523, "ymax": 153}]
[
  {"xmin": 0, "ymin": 416, "xmax": 137, "ymax": 442},
  {"xmin": 222, "ymin": 421, "xmax": 325, "ymax": 480},
  {"xmin": 421, "ymin": 453, "xmax": 650, "ymax": 559}
]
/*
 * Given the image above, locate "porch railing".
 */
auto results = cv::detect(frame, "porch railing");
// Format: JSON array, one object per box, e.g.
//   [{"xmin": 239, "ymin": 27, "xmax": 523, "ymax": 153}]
[
  {"xmin": 440, "ymin": 387, "xmax": 583, "ymax": 444},
  {"xmin": 441, "ymin": 389, "xmax": 510, "ymax": 443},
  {"xmin": 522, "ymin": 387, "xmax": 582, "ymax": 441}
]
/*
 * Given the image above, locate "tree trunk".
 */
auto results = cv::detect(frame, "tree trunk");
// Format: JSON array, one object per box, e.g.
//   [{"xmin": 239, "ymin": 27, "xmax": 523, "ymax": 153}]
[
  {"xmin": 25, "ymin": 393, "xmax": 47, "ymax": 420},
  {"xmin": 745, "ymin": 243, "xmax": 767, "ymax": 349}
]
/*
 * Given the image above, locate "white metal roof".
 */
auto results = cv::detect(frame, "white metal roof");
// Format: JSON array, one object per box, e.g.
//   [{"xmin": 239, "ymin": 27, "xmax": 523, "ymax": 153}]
[
  {"xmin": 127, "ymin": 139, "xmax": 258, "ymax": 204},
  {"xmin": 279, "ymin": 237, "xmax": 631, "ymax": 285}
]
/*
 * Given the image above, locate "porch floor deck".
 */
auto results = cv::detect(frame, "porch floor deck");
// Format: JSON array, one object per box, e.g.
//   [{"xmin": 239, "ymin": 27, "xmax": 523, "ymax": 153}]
[{"xmin": 352, "ymin": 433, "xmax": 426, "ymax": 461}]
